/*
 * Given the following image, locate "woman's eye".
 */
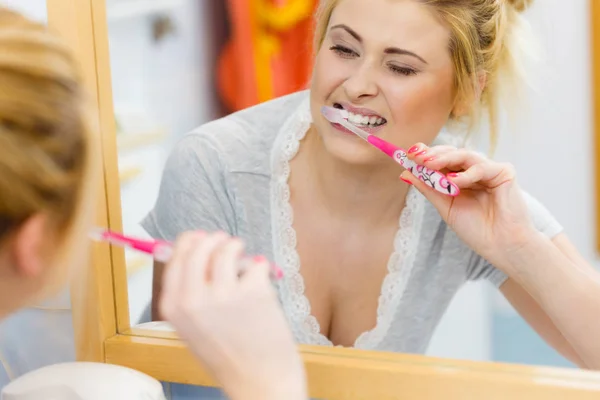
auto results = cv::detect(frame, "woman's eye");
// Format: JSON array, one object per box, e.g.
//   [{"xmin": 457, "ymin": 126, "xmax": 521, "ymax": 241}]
[
  {"xmin": 389, "ymin": 64, "xmax": 418, "ymax": 76},
  {"xmin": 329, "ymin": 45, "xmax": 358, "ymax": 59}
]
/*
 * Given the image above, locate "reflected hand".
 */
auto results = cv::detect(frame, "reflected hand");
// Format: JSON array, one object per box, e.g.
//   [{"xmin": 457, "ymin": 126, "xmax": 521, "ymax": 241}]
[
  {"xmin": 401, "ymin": 144, "xmax": 537, "ymax": 268},
  {"xmin": 159, "ymin": 231, "xmax": 306, "ymax": 400}
]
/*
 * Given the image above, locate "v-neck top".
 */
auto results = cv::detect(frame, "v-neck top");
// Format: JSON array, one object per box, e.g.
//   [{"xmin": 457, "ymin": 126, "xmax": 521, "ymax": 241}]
[{"xmin": 141, "ymin": 90, "xmax": 563, "ymax": 353}]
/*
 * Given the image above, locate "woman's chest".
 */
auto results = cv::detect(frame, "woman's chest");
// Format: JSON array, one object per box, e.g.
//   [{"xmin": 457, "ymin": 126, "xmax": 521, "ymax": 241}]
[{"xmin": 291, "ymin": 216, "xmax": 398, "ymax": 346}]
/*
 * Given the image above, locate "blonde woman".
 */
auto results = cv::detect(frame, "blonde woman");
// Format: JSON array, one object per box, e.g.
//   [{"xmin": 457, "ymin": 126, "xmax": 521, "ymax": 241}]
[
  {"xmin": 0, "ymin": 7, "xmax": 306, "ymax": 400},
  {"xmin": 146, "ymin": 0, "xmax": 600, "ymax": 371}
]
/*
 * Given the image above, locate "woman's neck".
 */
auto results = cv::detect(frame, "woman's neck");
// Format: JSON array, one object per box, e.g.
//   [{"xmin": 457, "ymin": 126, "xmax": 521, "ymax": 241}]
[{"xmin": 292, "ymin": 127, "xmax": 410, "ymax": 229}]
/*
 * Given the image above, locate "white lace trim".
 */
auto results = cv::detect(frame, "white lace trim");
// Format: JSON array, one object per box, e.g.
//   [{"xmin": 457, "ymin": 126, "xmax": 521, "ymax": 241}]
[{"xmin": 270, "ymin": 97, "xmax": 425, "ymax": 349}]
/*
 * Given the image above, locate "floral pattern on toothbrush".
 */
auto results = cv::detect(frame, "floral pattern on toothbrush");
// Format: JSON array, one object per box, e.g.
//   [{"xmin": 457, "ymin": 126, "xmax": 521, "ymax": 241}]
[{"xmin": 393, "ymin": 150, "xmax": 459, "ymax": 196}]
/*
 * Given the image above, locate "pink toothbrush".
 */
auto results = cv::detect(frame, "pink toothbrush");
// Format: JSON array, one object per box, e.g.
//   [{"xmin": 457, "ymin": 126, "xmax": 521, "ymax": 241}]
[
  {"xmin": 89, "ymin": 228, "xmax": 284, "ymax": 280},
  {"xmin": 321, "ymin": 106, "xmax": 460, "ymax": 197}
]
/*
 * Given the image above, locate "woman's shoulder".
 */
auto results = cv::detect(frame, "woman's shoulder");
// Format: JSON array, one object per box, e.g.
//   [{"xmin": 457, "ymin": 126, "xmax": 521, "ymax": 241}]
[{"xmin": 177, "ymin": 90, "xmax": 310, "ymax": 175}]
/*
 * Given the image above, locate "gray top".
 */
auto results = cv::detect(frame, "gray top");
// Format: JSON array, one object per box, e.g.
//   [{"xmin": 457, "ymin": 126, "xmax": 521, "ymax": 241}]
[{"xmin": 141, "ymin": 90, "xmax": 563, "ymax": 353}]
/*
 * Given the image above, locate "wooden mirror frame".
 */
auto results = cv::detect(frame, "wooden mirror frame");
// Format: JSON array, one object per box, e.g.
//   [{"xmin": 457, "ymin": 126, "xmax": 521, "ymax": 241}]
[
  {"xmin": 46, "ymin": 0, "xmax": 600, "ymax": 397},
  {"xmin": 593, "ymin": 0, "xmax": 600, "ymax": 253}
]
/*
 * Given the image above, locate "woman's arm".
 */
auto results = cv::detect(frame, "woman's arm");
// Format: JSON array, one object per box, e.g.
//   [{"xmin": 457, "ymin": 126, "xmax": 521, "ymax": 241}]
[
  {"xmin": 151, "ymin": 261, "xmax": 165, "ymax": 321},
  {"xmin": 497, "ymin": 232, "xmax": 600, "ymax": 369},
  {"xmin": 159, "ymin": 231, "xmax": 307, "ymax": 400},
  {"xmin": 402, "ymin": 143, "xmax": 600, "ymax": 370},
  {"xmin": 142, "ymin": 135, "xmax": 236, "ymax": 321}
]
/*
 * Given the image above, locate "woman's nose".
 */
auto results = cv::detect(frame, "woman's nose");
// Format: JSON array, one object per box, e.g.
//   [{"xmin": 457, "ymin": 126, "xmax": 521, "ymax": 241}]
[{"xmin": 342, "ymin": 64, "xmax": 379, "ymax": 101}]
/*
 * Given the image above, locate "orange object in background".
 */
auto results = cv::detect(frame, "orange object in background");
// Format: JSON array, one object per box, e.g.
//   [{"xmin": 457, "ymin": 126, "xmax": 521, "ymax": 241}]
[{"xmin": 217, "ymin": 0, "xmax": 318, "ymax": 113}]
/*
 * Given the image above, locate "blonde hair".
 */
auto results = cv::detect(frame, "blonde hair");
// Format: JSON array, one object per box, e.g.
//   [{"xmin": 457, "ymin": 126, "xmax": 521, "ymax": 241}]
[
  {"xmin": 313, "ymin": 0, "xmax": 536, "ymax": 150},
  {"xmin": 0, "ymin": 8, "xmax": 97, "ymax": 263}
]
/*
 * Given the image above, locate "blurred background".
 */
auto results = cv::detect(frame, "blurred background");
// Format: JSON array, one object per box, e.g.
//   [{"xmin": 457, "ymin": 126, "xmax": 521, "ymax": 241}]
[{"xmin": 0, "ymin": 0, "xmax": 596, "ymax": 396}]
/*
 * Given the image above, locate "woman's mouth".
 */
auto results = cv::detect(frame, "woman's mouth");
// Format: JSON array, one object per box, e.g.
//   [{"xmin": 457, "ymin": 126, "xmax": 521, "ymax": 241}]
[
  {"xmin": 334, "ymin": 103, "xmax": 387, "ymax": 127},
  {"xmin": 331, "ymin": 103, "xmax": 387, "ymax": 134}
]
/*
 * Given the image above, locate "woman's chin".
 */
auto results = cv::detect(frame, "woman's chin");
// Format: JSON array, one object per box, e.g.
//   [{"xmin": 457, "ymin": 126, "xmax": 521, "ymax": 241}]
[{"xmin": 321, "ymin": 133, "xmax": 385, "ymax": 166}]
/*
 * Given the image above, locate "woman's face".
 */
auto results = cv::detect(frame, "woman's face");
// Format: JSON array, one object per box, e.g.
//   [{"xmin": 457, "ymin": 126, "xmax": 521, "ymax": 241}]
[{"xmin": 310, "ymin": 0, "xmax": 456, "ymax": 165}]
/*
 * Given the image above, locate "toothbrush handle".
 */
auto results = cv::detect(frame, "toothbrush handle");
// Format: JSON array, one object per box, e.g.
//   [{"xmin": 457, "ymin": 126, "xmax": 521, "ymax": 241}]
[
  {"xmin": 149, "ymin": 241, "xmax": 283, "ymax": 280},
  {"xmin": 393, "ymin": 150, "xmax": 460, "ymax": 196},
  {"xmin": 365, "ymin": 135, "xmax": 460, "ymax": 196}
]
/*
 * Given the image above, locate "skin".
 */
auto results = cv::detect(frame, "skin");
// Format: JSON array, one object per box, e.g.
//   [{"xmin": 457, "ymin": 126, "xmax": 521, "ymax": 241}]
[
  {"xmin": 290, "ymin": 0, "xmax": 459, "ymax": 346},
  {"xmin": 0, "ymin": 7, "xmax": 305, "ymax": 400},
  {"xmin": 160, "ymin": 231, "xmax": 307, "ymax": 400},
  {"xmin": 403, "ymin": 145, "xmax": 600, "ymax": 368},
  {"xmin": 0, "ymin": 215, "xmax": 71, "ymax": 320},
  {"xmin": 154, "ymin": 0, "xmax": 600, "ymax": 373},
  {"xmin": 0, "ymin": 216, "xmax": 305, "ymax": 399}
]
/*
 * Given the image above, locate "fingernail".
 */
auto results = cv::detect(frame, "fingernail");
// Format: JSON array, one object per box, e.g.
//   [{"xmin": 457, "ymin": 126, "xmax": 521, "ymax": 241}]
[
  {"xmin": 272, "ymin": 264, "xmax": 284, "ymax": 279},
  {"xmin": 400, "ymin": 177, "xmax": 413, "ymax": 185},
  {"xmin": 448, "ymin": 173, "xmax": 459, "ymax": 178},
  {"xmin": 416, "ymin": 150, "xmax": 427, "ymax": 156},
  {"xmin": 408, "ymin": 145, "xmax": 420, "ymax": 154},
  {"xmin": 425, "ymin": 157, "xmax": 435, "ymax": 162},
  {"xmin": 253, "ymin": 255, "xmax": 267, "ymax": 263}
]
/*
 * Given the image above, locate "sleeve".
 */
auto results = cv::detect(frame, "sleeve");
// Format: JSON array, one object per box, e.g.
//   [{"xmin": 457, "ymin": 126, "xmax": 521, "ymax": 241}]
[
  {"xmin": 140, "ymin": 133, "xmax": 237, "ymax": 241},
  {"xmin": 466, "ymin": 190, "xmax": 564, "ymax": 287}
]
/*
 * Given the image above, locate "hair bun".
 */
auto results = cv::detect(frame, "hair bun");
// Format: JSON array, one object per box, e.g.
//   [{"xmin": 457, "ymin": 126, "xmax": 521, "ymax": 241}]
[{"xmin": 507, "ymin": 0, "xmax": 533, "ymax": 12}]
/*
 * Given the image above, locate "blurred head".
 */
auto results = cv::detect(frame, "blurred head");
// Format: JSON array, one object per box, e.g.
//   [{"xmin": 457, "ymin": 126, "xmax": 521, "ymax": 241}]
[
  {"xmin": 309, "ymin": 0, "xmax": 533, "ymax": 165},
  {"xmin": 0, "ymin": 8, "xmax": 97, "ymax": 319}
]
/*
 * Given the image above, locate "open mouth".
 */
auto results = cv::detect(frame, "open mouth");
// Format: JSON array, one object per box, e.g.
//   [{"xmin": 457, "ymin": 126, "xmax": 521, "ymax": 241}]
[{"xmin": 333, "ymin": 103, "xmax": 387, "ymax": 128}]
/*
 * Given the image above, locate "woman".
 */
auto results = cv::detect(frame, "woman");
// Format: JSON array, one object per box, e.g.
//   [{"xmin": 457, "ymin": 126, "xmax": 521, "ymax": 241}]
[
  {"xmin": 145, "ymin": 0, "xmax": 600, "ymax": 369},
  {"xmin": 0, "ymin": 7, "xmax": 307, "ymax": 400}
]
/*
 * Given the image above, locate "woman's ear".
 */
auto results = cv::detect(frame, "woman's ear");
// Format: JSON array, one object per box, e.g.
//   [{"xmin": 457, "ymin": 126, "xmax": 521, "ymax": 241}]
[
  {"xmin": 11, "ymin": 214, "xmax": 50, "ymax": 278},
  {"xmin": 451, "ymin": 72, "xmax": 487, "ymax": 118}
]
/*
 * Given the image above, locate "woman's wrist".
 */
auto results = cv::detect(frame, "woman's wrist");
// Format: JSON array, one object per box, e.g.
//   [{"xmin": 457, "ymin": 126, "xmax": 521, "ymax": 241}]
[
  {"xmin": 225, "ymin": 367, "xmax": 307, "ymax": 400},
  {"xmin": 489, "ymin": 227, "xmax": 551, "ymax": 277}
]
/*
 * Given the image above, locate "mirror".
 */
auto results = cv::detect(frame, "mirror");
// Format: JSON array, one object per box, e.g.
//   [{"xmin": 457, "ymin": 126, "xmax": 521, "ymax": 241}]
[
  {"xmin": 99, "ymin": 0, "xmax": 592, "ymax": 376},
  {"xmin": 104, "ymin": 0, "xmax": 227, "ymax": 325},
  {"xmin": 0, "ymin": 1, "xmax": 598, "ymax": 398}
]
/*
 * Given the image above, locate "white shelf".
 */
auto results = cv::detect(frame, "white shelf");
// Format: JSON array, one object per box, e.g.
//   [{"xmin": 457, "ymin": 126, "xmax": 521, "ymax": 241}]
[
  {"xmin": 107, "ymin": 0, "xmax": 184, "ymax": 21},
  {"xmin": 117, "ymin": 130, "xmax": 167, "ymax": 152}
]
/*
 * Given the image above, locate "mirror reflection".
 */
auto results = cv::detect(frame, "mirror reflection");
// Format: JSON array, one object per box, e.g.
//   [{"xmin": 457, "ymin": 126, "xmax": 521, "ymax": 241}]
[{"xmin": 107, "ymin": 0, "xmax": 597, "ymax": 373}]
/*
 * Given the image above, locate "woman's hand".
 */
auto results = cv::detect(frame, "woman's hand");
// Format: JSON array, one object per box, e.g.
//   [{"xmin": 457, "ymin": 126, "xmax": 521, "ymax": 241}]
[
  {"xmin": 159, "ymin": 231, "xmax": 307, "ymax": 400},
  {"xmin": 401, "ymin": 143, "xmax": 538, "ymax": 268}
]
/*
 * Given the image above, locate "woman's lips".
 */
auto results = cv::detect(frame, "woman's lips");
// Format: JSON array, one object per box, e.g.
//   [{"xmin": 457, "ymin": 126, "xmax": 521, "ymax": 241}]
[{"xmin": 329, "ymin": 120, "xmax": 386, "ymax": 136}]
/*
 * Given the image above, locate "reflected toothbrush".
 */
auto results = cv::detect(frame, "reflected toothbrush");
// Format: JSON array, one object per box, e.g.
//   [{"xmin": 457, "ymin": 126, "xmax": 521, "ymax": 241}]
[
  {"xmin": 88, "ymin": 228, "xmax": 283, "ymax": 280},
  {"xmin": 321, "ymin": 106, "xmax": 460, "ymax": 197}
]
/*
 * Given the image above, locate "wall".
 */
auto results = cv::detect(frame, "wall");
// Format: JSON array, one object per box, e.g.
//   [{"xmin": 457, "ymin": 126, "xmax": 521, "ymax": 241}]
[
  {"xmin": 487, "ymin": 0, "xmax": 594, "ymax": 368},
  {"xmin": 0, "ymin": 0, "xmax": 46, "ymax": 22},
  {"xmin": 106, "ymin": 0, "xmax": 225, "ymax": 323}
]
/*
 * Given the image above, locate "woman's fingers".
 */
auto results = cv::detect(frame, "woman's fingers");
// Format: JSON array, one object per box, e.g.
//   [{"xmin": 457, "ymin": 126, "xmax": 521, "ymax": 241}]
[
  {"xmin": 160, "ymin": 231, "xmax": 205, "ymax": 317},
  {"xmin": 408, "ymin": 144, "xmax": 487, "ymax": 173},
  {"xmin": 179, "ymin": 231, "xmax": 230, "ymax": 301},
  {"xmin": 400, "ymin": 170, "xmax": 450, "ymax": 210},
  {"xmin": 449, "ymin": 161, "xmax": 515, "ymax": 190},
  {"xmin": 405, "ymin": 143, "xmax": 515, "ymax": 189},
  {"xmin": 210, "ymin": 237, "xmax": 246, "ymax": 290},
  {"xmin": 426, "ymin": 149, "xmax": 487, "ymax": 173},
  {"xmin": 161, "ymin": 231, "xmax": 203, "ymax": 293},
  {"xmin": 241, "ymin": 256, "xmax": 272, "ymax": 290},
  {"xmin": 408, "ymin": 144, "xmax": 456, "ymax": 164}
]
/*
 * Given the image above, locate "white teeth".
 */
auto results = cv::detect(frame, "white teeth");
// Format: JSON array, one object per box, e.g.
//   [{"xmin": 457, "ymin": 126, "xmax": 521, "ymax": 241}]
[
  {"xmin": 343, "ymin": 110, "xmax": 385, "ymax": 126},
  {"xmin": 348, "ymin": 113, "xmax": 362, "ymax": 124}
]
